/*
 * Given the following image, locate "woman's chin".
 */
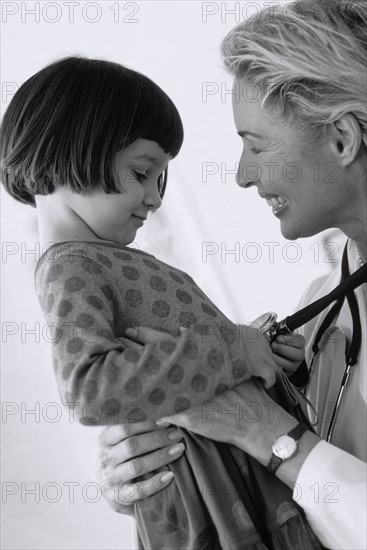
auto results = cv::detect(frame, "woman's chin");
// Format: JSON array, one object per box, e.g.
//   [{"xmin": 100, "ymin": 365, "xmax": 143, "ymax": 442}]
[{"xmin": 279, "ymin": 220, "xmax": 301, "ymax": 242}]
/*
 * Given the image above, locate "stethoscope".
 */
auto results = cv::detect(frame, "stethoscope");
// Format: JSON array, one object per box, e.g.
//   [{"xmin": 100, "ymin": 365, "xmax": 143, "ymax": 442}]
[{"xmin": 253, "ymin": 241, "xmax": 367, "ymax": 443}]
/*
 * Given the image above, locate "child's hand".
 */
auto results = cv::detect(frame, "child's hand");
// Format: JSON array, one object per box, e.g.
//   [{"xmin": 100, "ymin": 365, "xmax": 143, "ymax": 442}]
[{"xmin": 271, "ymin": 333, "xmax": 305, "ymax": 375}]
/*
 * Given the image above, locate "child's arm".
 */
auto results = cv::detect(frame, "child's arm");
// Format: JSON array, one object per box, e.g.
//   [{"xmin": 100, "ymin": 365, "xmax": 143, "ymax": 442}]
[{"xmin": 37, "ymin": 254, "xmax": 277, "ymax": 425}]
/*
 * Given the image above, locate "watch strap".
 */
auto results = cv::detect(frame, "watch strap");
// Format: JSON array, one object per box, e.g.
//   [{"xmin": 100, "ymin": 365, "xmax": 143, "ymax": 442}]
[
  {"xmin": 288, "ymin": 422, "xmax": 308, "ymax": 441},
  {"xmin": 267, "ymin": 423, "xmax": 308, "ymax": 474}
]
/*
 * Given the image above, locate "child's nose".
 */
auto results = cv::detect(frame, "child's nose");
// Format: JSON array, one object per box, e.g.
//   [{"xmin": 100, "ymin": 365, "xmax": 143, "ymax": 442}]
[{"xmin": 144, "ymin": 179, "xmax": 162, "ymax": 211}]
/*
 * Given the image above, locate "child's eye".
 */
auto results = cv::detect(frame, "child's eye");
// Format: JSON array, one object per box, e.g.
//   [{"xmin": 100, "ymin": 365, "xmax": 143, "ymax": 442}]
[
  {"xmin": 157, "ymin": 173, "xmax": 165, "ymax": 194},
  {"xmin": 133, "ymin": 170, "xmax": 146, "ymax": 182}
]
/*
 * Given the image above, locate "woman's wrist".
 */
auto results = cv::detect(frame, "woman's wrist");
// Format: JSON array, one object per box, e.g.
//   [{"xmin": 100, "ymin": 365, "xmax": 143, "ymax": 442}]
[
  {"xmin": 275, "ymin": 430, "xmax": 321, "ymax": 488},
  {"xmin": 232, "ymin": 402, "xmax": 321, "ymax": 488}
]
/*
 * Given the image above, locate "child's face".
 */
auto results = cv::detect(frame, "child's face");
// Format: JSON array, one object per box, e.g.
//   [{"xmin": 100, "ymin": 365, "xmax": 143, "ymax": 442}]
[{"xmin": 68, "ymin": 139, "xmax": 170, "ymax": 246}]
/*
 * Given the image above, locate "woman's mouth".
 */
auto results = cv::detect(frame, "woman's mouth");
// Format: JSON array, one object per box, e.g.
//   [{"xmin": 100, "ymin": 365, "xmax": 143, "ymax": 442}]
[{"xmin": 260, "ymin": 193, "xmax": 288, "ymax": 216}]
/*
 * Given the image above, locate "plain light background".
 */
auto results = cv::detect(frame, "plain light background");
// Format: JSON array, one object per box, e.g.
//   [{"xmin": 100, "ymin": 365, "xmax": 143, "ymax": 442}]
[{"xmin": 1, "ymin": 1, "xmax": 345, "ymax": 549}]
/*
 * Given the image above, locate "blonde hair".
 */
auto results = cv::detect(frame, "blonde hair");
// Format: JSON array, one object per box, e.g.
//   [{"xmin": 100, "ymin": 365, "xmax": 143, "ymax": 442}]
[{"xmin": 221, "ymin": 0, "xmax": 367, "ymax": 146}]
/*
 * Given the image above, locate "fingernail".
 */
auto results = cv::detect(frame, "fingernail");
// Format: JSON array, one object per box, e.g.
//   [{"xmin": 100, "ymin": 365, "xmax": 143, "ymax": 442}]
[
  {"xmin": 179, "ymin": 326, "xmax": 187, "ymax": 333},
  {"xmin": 125, "ymin": 327, "xmax": 138, "ymax": 337},
  {"xmin": 168, "ymin": 429, "xmax": 182, "ymax": 441},
  {"xmin": 168, "ymin": 443, "xmax": 185, "ymax": 456},
  {"xmin": 160, "ymin": 471, "xmax": 174, "ymax": 483},
  {"xmin": 155, "ymin": 420, "xmax": 170, "ymax": 427}
]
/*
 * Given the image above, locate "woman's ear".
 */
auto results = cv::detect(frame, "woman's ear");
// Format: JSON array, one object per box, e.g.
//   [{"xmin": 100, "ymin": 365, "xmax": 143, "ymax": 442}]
[{"xmin": 332, "ymin": 113, "xmax": 362, "ymax": 166}]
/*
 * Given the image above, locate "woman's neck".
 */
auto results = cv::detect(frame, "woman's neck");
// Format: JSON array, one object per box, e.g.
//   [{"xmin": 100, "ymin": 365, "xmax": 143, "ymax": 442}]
[{"xmin": 341, "ymin": 219, "xmax": 367, "ymax": 263}]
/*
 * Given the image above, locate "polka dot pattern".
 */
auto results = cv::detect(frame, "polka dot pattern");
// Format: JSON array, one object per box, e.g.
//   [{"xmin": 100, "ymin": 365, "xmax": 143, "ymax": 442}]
[
  {"xmin": 66, "ymin": 337, "xmax": 84, "ymax": 354},
  {"xmin": 96, "ymin": 253, "xmax": 113, "ymax": 268},
  {"xmin": 81, "ymin": 258, "xmax": 102, "ymax": 275},
  {"xmin": 176, "ymin": 289, "xmax": 192, "ymax": 304},
  {"xmin": 143, "ymin": 259, "xmax": 160, "ymax": 271},
  {"xmin": 114, "ymin": 251, "xmax": 133, "ymax": 262},
  {"xmin": 149, "ymin": 275, "xmax": 167, "ymax": 292},
  {"xmin": 37, "ymin": 242, "xmax": 250, "ymax": 423},
  {"xmin": 107, "ymin": 364, "xmax": 119, "ymax": 383},
  {"xmin": 86, "ymin": 295, "xmax": 104, "ymax": 311},
  {"xmin": 214, "ymin": 383, "xmax": 229, "ymax": 395},
  {"xmin": 144, "ymin": 355, "xmax": 161, "ymax": 375},
  {"xmin": 65, "ymin": 276, "xmax": 86, "ymax": 292},
  {"xmin": 148, "ymin": 388, "xmax": 166, "ymax": 405},
  {"xmin": 58, "ymin": 299, "xmax": 73, "ymax": 317},
  {"xmin": 207, "ymin": 349, "xmax": 224, "ymax": 370},
  {"xmin": 61, "ymin": 361, "xmax": 75, "ymax": 381},
  {"xmin": 233, "ymin": 359, "xmax": 247, "ymax": 379},
  {"xmin": 124, "ymin": 348, "xmax": 140, "ymax": 362},
  {"xmin": 76, "ymin": 312, "xmax": 95, "ymax": 328},
  {"xmin": 122, "ymin": 266, "xmax": 140, "ymax": 280},
  {"xmin": 179, "ymin": 311, "xmax": 197, "ymax": 328},
  {"xmin": 82, "ymin": 379, "xmax": 98, "ymax": 401},
  {"xmin": 102, "ymin": 398, "xmax": 121, "ymax": 418},
  {"xmin": 183, "ymin": 340, "xmax": 199, "ymax": 360},
  {"xmin": 125, "ymin": 376, "xmax": 142, "ymax": 397},
  {"xmin": 169, "ymin": 271, "xmax": 184, "ymax": 285},
  {"xmin": 167, "ymin": 364, "xmax": 184, "ymax": 384},
  {"xmin": 100, "ymin": 284, "xmax": 113, "ymax": 301},
  {"xmin": 160, "ymin": 340, "xmax": 176, "ymax": 354},
  {"xmin": 201, "ymin": 303, "xmax": 217, "ymax": 317},
  {"xmin": 124, "ymin": 406, "xmax": 147, "ymax": 422},
  {"xmin": 191, "ymin": 374, "xmax": 207, "ymax": 393},
  {"xmin": 152, "ymin": 300, "xmax": 170, "ymax": 318},
  {"xmin": 46, "ymin": 263, "xmax": 64, "ymax": 283},
  {"xmin": 174, "ymin": 397, "xmax": 191, "ymax": 413},
  {"xmin": 125, "ymin": 289, "xmax": 143, "ymax": 308}
]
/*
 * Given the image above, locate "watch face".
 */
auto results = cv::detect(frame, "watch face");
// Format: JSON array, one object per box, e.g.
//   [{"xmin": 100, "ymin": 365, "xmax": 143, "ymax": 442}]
[{"xmin": 272, "ymin": 435, "xmax": 297, "ymax": 460}]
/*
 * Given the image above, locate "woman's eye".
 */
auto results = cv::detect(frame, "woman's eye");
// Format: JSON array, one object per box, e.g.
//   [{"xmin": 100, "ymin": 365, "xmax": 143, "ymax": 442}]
[{"xmin": 249, "ymin": 147, "xmax": 263, "ymax": 154}]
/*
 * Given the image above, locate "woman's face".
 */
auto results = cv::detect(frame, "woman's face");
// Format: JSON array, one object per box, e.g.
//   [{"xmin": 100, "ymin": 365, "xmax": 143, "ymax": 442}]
[{"xmin": 232, "ymin": 80, "xmax": 352, "ymax": 241}]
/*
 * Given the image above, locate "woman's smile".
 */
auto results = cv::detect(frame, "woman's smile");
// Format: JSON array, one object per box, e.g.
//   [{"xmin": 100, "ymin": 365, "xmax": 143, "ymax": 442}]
[{"xmin": 259, "ymin": 192, "xmax": 289, "ymax": 216}]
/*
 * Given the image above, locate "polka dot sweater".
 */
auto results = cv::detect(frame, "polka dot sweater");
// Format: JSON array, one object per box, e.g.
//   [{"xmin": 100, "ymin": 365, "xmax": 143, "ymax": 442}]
[{"xmin": 35, "ymin": 241, "xmax": 253, "ymax": 424}]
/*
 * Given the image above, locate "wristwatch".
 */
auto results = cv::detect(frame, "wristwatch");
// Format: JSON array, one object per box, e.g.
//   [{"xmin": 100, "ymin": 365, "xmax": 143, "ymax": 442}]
[{"xmin": 267, "ymin": 423, "xmax": 308, "ymax": 474}]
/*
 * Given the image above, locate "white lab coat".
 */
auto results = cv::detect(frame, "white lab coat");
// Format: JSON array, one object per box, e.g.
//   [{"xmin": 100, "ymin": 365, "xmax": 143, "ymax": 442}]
[{"xmin": 294, "ymin": 240, "xmax": 367, "ymax": 549}]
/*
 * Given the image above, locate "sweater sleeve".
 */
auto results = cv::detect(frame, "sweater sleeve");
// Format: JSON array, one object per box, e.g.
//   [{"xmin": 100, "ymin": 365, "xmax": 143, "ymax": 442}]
[{"xmin": 37, "ymin": 255, "xmax": 255, "ymax": 424}]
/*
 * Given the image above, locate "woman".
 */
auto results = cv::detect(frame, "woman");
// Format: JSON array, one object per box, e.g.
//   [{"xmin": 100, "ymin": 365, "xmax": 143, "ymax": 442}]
[{"xmin": 98, "ymin": 1, "xmax": 366, "ymax": 548}]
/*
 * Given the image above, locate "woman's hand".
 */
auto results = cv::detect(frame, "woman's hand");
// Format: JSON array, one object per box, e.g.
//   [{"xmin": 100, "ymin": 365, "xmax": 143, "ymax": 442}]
[
  {"xmin": 159, "ymin": 379, "xmax": 295, "ymax": 465},
  {"xmin": 159, "ymin": 379, "xmax": 320, "ymax": 489},
  {"xmin": 98, "ymin": 421, "xmax": 185, "ymax": 516}
]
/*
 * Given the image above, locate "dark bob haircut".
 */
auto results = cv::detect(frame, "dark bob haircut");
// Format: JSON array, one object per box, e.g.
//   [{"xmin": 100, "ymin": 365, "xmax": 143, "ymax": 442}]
[{"xmin": 0, "ymin": 56, "xmax": 184, "ymax": 206}]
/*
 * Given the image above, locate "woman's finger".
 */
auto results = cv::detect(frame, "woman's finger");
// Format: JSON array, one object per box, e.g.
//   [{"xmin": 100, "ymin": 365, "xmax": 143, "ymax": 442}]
[
  {"xmin": 100, "ymin": 420, "xmax": 168, "ymax": 447},
  {"xmin": 111, "ymin": 470, "xmax": 176, "ymax": 506},
  {"xmin": 103, "ymin": 443, "xmax": 185, "ymax": 486},
  {"xmin": 113, "ymin": 428, "xmax": 184, "ymax": 465},
  {"xmin": 125, "ymin": 326, "xmax": 173, "ymax": 345}
]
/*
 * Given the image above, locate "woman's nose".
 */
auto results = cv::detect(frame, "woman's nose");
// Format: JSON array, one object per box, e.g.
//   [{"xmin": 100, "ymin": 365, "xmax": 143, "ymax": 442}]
[{"xmin": 236, "ymin": 157, "xmax": 261, "ymax": 189}]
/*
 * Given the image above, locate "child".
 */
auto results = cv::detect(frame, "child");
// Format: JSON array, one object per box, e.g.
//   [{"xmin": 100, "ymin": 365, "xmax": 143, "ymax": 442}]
[{"xmin": 0, "ymin": 57, "xmax": 317, "ymax": 550}]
